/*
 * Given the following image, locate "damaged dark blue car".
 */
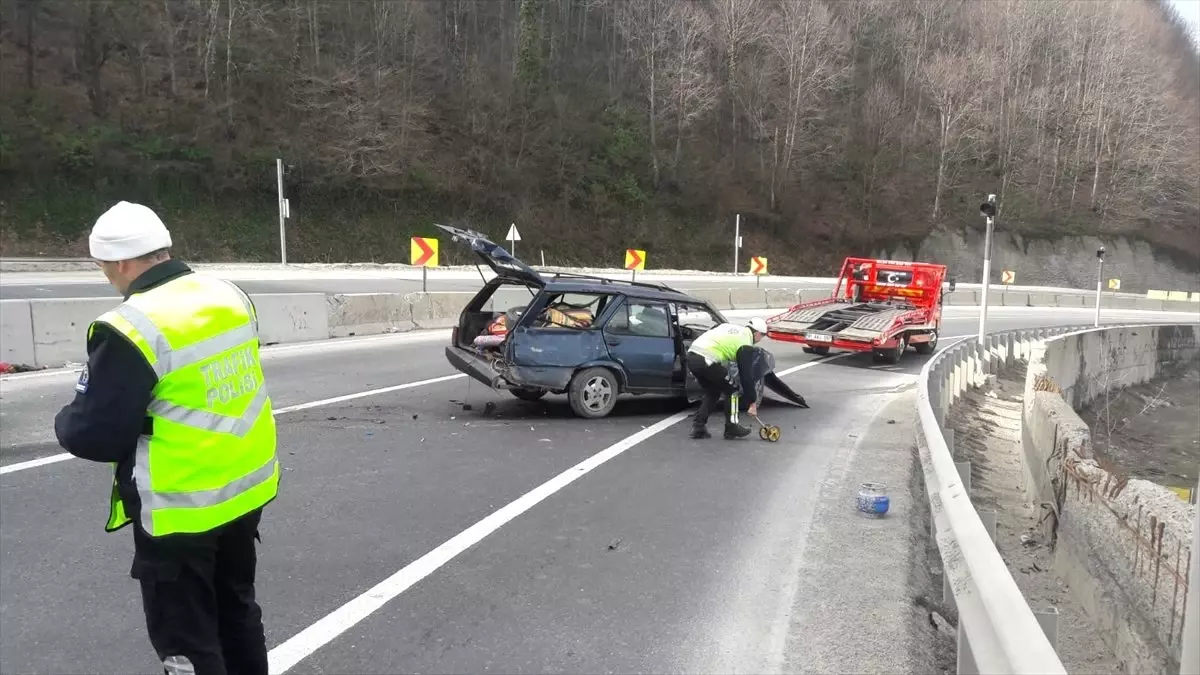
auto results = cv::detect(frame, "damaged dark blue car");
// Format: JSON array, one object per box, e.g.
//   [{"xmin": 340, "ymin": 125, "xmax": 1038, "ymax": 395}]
[{"xmin": 440, "ymin": 224, "xmax": 808, "ymax": 419}]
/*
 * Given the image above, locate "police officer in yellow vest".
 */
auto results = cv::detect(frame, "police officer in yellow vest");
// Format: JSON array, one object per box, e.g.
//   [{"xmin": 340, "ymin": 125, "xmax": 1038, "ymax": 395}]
[
  {"xmin": 54, "ymin": 201, "xmax": 279, "ymax": 675},
  {"xmin": 685, "ymin": 318, "xmax": 768, "ymax": 439}
]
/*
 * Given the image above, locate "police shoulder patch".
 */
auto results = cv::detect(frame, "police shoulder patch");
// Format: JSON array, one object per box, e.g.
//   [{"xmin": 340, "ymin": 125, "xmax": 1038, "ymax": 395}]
[{"xmin": 75, "ymin": 366, "xmax": 90, "ymax": 394}]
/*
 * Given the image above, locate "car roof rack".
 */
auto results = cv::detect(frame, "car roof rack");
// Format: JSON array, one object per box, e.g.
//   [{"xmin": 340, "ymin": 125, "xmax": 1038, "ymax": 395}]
[{"xmin": 547, "ymin": 271, "xmax": 682, "ymax": 294}]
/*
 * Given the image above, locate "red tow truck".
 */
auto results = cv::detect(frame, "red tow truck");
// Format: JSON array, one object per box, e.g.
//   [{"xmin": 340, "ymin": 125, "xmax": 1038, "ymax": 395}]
[{"xmin": 766, "ymin": 256, "xmax": 947, "ymax": 364}]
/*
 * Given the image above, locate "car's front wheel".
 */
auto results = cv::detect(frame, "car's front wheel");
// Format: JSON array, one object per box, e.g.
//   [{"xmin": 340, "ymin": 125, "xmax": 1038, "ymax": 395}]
[{"xmin": 568, "ymin": 367, "xmax": 619, "ymax": 418}]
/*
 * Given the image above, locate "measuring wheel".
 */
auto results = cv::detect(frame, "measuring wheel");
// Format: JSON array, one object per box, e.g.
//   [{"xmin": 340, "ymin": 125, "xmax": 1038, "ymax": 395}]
[{"xmin": 758, "ymin": 425, "xmax": 782, "ymax": 442}]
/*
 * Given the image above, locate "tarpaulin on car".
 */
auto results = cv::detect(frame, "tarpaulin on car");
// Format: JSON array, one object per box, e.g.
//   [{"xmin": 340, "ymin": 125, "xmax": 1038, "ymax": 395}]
[{"xmin": 727, "ymin": 345, "xmax": 809, "ymax": 409}]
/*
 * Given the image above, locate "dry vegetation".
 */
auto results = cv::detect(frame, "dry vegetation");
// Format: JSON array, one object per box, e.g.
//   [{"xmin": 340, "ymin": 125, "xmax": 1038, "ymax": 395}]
[{"xmin": 1, "ymin": 0, "xmax": 1198, "ymax": 270}]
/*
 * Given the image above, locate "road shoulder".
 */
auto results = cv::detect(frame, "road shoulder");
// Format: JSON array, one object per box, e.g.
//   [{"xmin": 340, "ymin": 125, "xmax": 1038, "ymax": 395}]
[{"xmin": 777, "ymin": 387, "xmax": 940, "ymax": 674}]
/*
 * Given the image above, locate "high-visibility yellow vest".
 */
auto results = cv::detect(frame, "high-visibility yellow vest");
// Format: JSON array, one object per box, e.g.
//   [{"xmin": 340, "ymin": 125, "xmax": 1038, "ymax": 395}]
[
  {"xmin": 688, "ymin": 323, "xmax": 753, "ymax": 365},
  {"xmin": 93, "ymin": 273, "xmax": 279, "ymax": 537}
]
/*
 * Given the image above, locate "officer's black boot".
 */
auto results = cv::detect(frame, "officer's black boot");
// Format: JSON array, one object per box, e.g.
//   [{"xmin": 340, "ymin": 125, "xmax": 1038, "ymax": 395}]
[
  {"xmin": 723, "ymin": 422, "xmax": 751, "ymax": 439},
  {"xmin": 691, "ymin": 425, "xmax": 712, "ymax": 439}
]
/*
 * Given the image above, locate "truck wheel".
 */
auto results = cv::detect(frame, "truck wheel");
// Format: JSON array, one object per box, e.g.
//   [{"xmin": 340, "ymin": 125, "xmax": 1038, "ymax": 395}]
[
  {"xmin": 913, "ymin": 330, "xmax": 938, "ymax": 355},
  {"xmin": 568, "ymin": 367, "xmax": 618, "ymax": 418},
  {"xmin": 873, "ymin": 336, "xmax": 906, "ymax": 364},
  {"xmin": 811, "ymin": 346, "xmax": 830, "ymax": 356},
  {"xmin": 511, "ymin": 388, "xmax": 547, "ymax": 402}
]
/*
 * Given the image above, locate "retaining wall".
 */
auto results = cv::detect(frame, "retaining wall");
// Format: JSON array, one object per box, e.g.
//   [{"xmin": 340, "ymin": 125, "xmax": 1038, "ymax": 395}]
[
  {"xmin": 1022, "ymin": 325, "xmax": 1200, "ymax": 675},
  {"xmin": 2, "ymin": 285, "xmax": 1197, "ymax": 370}
]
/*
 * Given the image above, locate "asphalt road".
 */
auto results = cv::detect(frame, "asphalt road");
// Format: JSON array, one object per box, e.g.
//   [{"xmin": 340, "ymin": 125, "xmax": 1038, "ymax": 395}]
[{"xmin": 1, "ymin": 306, "xmax": 1195, "ymax": 674}]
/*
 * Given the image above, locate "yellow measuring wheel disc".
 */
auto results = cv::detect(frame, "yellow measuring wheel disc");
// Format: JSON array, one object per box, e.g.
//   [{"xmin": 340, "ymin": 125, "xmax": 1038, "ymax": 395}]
[
  {"xmin": 767, "ymin": 426, "xmax": 782, "ymax": 442},
  {"xmin": 759, "ymin": 427, "xmax": 770, "ymax": 440}
]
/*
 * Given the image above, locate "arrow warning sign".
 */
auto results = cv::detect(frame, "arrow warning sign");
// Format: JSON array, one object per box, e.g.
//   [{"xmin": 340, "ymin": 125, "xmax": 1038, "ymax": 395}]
[
  {"xmin": 749, "ymin": 256, "xmax": 768, "ymax": 275},
  {"xmin": 410, "ymin": 237, "xmax": 439, "ymax": 267},
  {"xmin": 624, "ymin": 249, "xmax": 646, "ymax": 271},
  {"xmin": 1000, "ymin": 269, "xmax": 1015, "ymax": 284},
  {"xmin": 1107, "ymin": 278, "xmax": 1121, "ymax": 291}
]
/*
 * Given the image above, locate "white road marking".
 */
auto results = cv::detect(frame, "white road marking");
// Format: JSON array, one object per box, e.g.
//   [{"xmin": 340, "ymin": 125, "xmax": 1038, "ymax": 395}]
[
  {"xmin": 0, "ymin": 374, "xmax": 468, "ymax": 476},
  {"xmin": 265, "ymin": 354, "xmax": 847, "ymax": 674}
]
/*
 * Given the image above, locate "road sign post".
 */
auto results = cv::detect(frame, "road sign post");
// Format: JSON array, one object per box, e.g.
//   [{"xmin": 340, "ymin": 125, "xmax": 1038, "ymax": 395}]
[
  {"xmin": 1094, "ymin": 247, "xmax": 1106, "ymax": 326},
  {"xmin": 733, "ymin": 214, "xmax": 743, "ymax": 275},
  {"xmin": 506, "ymin": 223, "xmax": 521, "ymax": 258},
  {"xmin": 750, "ymin": 256, "xmax": 768, "ymax": 288},
  {"xmin": 625, "ymin": 248, "xmax": 646, "ymax": 282},
  {"xmin": 978, "ymin": 194, "xmax": 997, "ymax": 344},
  {"xmin": 411, "ymin": 236, "xmax": 439, "ymax": 292},
  {"xmin": 276, "ymin": 158, "xmax": 288, "ymax": 265}
]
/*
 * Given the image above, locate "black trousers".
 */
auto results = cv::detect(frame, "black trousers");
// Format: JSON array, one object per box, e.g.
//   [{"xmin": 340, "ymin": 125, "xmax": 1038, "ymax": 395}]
[
  {"xmin": 686, "ymin": 353, "xmax": 738, "ymax": 429},
  {"xmin": 131, "ymin": 508, "xmax": 268, "ymax": 675}
]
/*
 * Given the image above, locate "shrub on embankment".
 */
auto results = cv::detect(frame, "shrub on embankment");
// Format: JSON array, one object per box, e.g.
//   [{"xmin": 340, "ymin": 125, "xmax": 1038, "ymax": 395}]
[{"xmin": 1022, "ymin": 325, "xmax": 1199, "ymax": 675}]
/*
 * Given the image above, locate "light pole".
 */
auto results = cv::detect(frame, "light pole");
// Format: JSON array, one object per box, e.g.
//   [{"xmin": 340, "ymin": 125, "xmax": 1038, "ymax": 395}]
[
  {"xmin": 1093, "ymin": 246, "xmax": 1106, "ymax": 327},
  {"xmin": 977, "ymin": 194, "xmax": 997, "ymax": 344}
]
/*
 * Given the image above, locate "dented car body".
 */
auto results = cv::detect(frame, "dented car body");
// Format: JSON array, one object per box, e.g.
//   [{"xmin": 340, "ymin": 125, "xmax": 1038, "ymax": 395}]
[{"xmin": 438, "ymin": 224, "xmax": 729, "ymax": 418}]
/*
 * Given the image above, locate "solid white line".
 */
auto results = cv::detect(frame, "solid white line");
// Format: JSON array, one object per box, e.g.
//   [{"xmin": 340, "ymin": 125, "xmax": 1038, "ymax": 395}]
[
  {"xmin": 0, "ymin": 454, "xmax": 77, "ymax": 475},
  {"xmin": 265, "ymin": 354, "xmax": 844, "ymax": 674},
  {"xmin": 0, "ymin": 374, "xmax": 468, "ymax": 476},
  {"xmin": 272, "ymin": 374, "xmax": 465, "ymax": 414}
]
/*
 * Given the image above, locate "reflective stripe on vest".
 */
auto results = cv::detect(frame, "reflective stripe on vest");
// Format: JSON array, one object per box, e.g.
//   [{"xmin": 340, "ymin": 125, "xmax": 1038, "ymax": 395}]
[{"xmin": 98, "ymin": 274, "xmax": 279, "ymax": 537}]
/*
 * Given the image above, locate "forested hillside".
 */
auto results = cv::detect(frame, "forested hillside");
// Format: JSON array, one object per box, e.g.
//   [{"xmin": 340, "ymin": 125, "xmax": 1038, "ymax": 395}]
[{"xmin": 1, "ymin": 0, "xmax": 1198, "ymax": 273}]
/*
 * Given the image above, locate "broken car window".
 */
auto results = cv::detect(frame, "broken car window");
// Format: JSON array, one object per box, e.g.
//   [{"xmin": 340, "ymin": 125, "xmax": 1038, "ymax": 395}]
[{"xmin": 533, "ymin": 293, "xmax": 608, "ymax": 330}]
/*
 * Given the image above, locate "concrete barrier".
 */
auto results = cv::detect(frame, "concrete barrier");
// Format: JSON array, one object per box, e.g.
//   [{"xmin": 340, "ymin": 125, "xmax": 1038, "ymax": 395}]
[
  {"xmin": 251, "ymin": 293, "xmax": 329, "ymax": 346},
  {"xmin": 1002, "ymin": 292, "xmax": 1029, "ymax": 307},
  {"xmin": 30, "ymin": 297, "xmax": 122, "ymax": 367},
  {"xmin": 1027, "ymin": 292, "xmax": 1057, "ymax": 307},
  {"xmin": 943, "ymin": 289, "xmax": 977, "ymax": 305},
  {"xmin": 326, "ymin": 293, "xmax": 415, "ymax": 337},
  {"xmin": 797, "ymin": 288, "xmax": 831, "ymax": 304},
  {"xmin": 0, "ymin": 300, "xmax": 35, "ymax": 366},
  {"xmin": 1023, "ymin": 325, "xmax": 1200, "ymax": 674},
  {"xmin": 1164, "ymin": 300, "xmax": 1198, "ymax": 313},
  {"xmin": 728, "ymin": 288, "xmax": 768, "ymax": 310},
  {"xmin": 408, "ymin": 292, "xmax": 472, "ymax": 330},
  {"xmin": 687, "ymin": 288, "xmax": 731, "ymax": 311},
  {"xmin": 764, "ymin": 288, "xmax": 800, "ymax": 309}
]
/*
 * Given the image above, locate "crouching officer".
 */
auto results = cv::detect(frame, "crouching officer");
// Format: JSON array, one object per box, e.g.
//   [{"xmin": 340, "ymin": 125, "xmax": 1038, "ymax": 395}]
[
  {"xmin": 685, "ymin": 317, "xmax": 768, "ymax": 439},
  {"xmin": 54, "ymin": 201, "xmax": 280, "ymax": 675}
]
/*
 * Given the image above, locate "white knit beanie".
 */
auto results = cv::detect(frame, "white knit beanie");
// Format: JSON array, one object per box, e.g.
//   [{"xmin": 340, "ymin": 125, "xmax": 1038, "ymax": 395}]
[{"xmin": 89, "ymin": 201, "xmax": 173, "ymax": 262}]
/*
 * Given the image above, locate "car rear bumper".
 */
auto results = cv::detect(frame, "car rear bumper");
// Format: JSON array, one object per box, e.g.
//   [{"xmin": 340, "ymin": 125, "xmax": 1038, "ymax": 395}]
[{"xmin": 445, "ymin": 345, "xmax": 508, "ymax": 388}]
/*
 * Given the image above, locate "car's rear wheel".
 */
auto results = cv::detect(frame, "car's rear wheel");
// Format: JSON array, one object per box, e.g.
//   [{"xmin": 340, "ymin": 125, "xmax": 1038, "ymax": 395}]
[
  {"xmin": 568, "ymin": 367, "xmax": 618, "ymax": 418},
  {"xmin": 809, "ymin": 346, "xmax": 830, "ymax": 356},
  {"xmin": 511, "ymin": 387, "xmax": 547, "ymax": 402}
]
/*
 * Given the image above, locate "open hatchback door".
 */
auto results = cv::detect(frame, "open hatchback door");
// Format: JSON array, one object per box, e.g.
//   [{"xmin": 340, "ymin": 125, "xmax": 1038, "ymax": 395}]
[{"xmin": 434, "ymin": 223, "xmax": 544, "ymax": 288}]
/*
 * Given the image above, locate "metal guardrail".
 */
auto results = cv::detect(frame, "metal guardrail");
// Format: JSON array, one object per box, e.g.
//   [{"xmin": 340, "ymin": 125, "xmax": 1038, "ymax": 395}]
[{"xmin": 915, "ymin": 324, "xmax": 1100, "ymax": 675}]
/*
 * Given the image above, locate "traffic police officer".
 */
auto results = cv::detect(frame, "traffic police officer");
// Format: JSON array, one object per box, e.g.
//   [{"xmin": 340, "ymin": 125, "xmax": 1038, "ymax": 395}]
[
  {"xmin": 685, "ymin": 317, "xmax": 768, "ymax": 439},
  {"xmin": 54, "ymin": 201, "xmax": 280, "ymax": 675}
]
